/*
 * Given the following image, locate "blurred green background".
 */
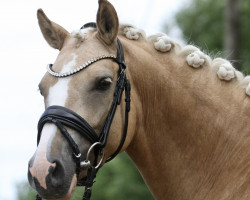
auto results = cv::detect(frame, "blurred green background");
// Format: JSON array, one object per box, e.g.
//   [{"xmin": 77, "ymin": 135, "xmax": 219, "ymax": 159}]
[{"xmin": 166, "ymin": 0, "xmax": 250, "ymax": 73}]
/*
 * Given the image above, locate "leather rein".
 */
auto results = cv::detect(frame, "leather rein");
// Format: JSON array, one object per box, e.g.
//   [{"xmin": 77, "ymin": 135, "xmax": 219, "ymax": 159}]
[{"xmin": 36, "ymin": 23, "xmax": 130, "ymax": 200}]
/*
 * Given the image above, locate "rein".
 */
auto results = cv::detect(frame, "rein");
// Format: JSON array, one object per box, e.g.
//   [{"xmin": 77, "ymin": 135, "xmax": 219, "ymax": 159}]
[{"xmin": 36, "ymin": 24, "xmax": 130, "ymax": 200}]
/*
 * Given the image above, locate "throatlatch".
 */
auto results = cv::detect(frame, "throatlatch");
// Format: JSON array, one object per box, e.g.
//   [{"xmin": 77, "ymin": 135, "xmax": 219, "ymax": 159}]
[{"xmin": 36, "ymin": 23, "xmax": 131, "ymax": 200}]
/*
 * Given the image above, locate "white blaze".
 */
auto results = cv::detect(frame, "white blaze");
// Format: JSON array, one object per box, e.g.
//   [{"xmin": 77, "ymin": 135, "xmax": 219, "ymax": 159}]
[
  {"xmin": 30, "ymin": 124, "xmax": 57, "ymax": 189},
  {"xmin": 30, "ymin": 54, "xmax": 78, "ymax": 189},
  {"xmin": 44, "ymin": 53, "xmax": 78, "ymax": 148},
  {"xmin": 47, "ymin": 53, "xmax": 77, "ymax": 106}
]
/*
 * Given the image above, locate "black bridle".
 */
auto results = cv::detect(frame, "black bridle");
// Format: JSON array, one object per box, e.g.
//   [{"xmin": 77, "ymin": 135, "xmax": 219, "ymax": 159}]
[{"xmin": 36, "ymin": 24, "xmax": 130, "ymax": 200}]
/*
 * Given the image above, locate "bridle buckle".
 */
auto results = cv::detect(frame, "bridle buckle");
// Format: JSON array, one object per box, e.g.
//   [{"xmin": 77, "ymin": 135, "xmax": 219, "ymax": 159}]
[{"xmin": 74, "ymin": 153, "xmax": 82, "ymax": 158}]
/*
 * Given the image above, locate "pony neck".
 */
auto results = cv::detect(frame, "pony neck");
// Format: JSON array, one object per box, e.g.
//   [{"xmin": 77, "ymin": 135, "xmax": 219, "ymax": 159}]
[{"xmin": 121, "ymin": 37, "xmax": 250, "ymax": 200}]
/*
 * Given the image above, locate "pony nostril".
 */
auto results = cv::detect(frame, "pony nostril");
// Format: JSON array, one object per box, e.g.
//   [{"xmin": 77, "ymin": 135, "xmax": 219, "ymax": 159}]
[{"xmin": 49, "ymin": 161, "xmax": 65, "ymax": 187}]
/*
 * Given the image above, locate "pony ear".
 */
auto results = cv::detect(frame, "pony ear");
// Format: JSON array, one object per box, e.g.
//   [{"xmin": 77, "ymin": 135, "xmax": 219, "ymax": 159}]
[
  {"xmin": 96, "ymin": 0, "xmax": 119, "ymax": 45},
  {"xmin": 37, "ymin": 9, "xmax": 69, "ymax": 50}
]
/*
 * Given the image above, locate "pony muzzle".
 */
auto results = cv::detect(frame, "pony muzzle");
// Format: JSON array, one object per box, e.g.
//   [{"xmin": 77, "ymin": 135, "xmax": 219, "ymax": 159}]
[{"xmin": 28, "ymin": 157, "xmax": 77, "ymax": 199}]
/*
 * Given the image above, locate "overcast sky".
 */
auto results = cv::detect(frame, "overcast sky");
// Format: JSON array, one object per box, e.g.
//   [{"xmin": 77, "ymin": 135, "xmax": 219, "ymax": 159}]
[{"xmin": 0, "ymin": 0, "xmax": 185, "ymax": 199}]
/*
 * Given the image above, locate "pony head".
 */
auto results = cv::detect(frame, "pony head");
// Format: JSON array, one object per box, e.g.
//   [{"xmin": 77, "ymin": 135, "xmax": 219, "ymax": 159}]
[{"xmin": 28, "ymin": 1, "xmax": 136, "ymax": 199}]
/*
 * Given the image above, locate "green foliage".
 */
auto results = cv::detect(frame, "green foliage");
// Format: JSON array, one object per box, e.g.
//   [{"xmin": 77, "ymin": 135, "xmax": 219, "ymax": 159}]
[
  {"xmin": 176, "ymin": 0, "xmax": 225, "ymax": 53},
  {"xmin": 91, "ymin": 153, "xmax": 153, "ymax": 200},
  {"xmin": 17, "ymin": 153, "xmax": 154, "ymax": 200},
  {"xmin": 169, "ymin": 0, "xmax": 250, "ymax": 73}
]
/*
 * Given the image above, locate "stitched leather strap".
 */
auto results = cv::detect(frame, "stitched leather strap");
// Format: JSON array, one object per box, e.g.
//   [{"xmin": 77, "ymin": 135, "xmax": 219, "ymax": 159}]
[{"xmin": 38, "ymin": 106, "xmax": 99, "ymax": 145}]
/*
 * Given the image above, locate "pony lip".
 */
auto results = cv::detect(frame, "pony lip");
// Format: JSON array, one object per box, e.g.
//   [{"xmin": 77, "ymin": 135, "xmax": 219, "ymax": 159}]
[{"xmin": 57, "ymin": 174, "xmax": 77, "ymax": 200}]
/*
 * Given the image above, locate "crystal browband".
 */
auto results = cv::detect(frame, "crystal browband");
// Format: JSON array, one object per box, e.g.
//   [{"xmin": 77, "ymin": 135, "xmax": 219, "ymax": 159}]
[{"xmin": 47, "ymin": 55, "xmax": 116, "ymax": 77}]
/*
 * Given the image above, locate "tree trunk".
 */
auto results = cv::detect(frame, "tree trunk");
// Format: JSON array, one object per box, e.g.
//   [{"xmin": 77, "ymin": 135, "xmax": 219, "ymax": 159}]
[{"xmin": 224, "ymin": 0, "xmax": 241, "ymax": 70}]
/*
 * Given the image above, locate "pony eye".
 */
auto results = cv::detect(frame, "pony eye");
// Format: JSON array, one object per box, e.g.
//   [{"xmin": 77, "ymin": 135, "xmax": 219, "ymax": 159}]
[{"xmin": 96, "ymin": 77, "xmax": 112, "ymax": 91}]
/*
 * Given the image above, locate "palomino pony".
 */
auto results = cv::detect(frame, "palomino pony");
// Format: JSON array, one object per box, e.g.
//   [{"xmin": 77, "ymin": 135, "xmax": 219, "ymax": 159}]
[{"xmin": 28, "ymin": 0, "xmax": 250, "ymax": 199}]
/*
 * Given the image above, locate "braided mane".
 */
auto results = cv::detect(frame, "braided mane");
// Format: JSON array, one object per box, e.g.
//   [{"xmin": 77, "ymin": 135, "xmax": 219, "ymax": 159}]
[{"xmin": 72, "ymin": 24, "xmax": 250, "ymax": 97}]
